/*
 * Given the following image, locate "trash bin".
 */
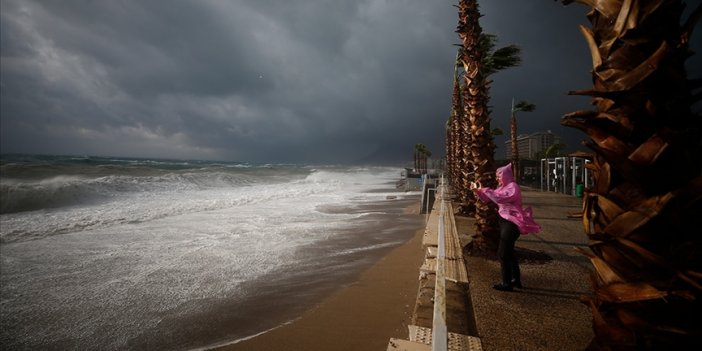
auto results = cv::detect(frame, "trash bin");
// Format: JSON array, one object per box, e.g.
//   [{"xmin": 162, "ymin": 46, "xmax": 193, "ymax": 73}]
[{"xmin": 575, "ymin": 184, "xmax": 584, "ymax": 198}]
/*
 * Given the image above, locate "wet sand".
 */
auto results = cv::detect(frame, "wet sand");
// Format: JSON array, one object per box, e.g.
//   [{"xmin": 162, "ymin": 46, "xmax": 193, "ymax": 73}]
[{"xmin": 210, "ymin": 206, "xmax": 425, "ymax": 351}]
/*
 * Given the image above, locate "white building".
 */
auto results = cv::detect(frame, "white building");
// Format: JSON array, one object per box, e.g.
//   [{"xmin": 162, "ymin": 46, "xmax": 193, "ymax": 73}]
[{"xmin": 504, "ymin": 130, "xmax": 561, "ymax": 160}]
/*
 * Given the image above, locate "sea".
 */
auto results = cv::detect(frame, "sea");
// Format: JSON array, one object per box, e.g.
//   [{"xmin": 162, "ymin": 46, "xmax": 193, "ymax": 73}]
[{"xmin": 0, "ymin": 154, "xmax": 422, "ymax": 350}]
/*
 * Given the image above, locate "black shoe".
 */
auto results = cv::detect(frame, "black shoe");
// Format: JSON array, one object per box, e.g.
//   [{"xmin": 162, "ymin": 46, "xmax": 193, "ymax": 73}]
[
  {"xmin": 511, "ymin": 280, "xmax": 523, "ymax": 289},
  {"xmin": 492, "ymin": 283, "xmax": 513, "ymax": 291}
]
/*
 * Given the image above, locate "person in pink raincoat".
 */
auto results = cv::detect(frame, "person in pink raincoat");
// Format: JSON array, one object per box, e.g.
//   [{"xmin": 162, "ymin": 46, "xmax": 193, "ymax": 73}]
[{"xmin": 471, "ymin": 163, "xmax": 541, "ymax": 291}]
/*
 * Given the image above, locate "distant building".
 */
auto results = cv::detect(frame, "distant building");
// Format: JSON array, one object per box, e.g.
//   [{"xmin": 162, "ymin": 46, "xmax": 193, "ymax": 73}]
[{"xmin": 504, "ymin": 130, "xmax": 561, "ymax": 160}]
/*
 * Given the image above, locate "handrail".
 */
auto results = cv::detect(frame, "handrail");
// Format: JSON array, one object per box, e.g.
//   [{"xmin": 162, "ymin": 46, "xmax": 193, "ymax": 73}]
[{"xmin": 431, "ymin": 175, "xmax": 448, "ymax": 351}]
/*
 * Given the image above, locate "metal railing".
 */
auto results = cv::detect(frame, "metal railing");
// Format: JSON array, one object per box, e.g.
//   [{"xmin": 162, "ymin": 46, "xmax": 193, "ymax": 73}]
[{"xmin": 432, "ymin": 175, "xmax": 448, "ymax": 351}]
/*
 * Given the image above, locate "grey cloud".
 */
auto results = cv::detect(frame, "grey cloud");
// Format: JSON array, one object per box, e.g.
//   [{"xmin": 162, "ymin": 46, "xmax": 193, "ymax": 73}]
[{"xmin": 1, "ymin": 0, "xmax": 699, "ymax": 163}]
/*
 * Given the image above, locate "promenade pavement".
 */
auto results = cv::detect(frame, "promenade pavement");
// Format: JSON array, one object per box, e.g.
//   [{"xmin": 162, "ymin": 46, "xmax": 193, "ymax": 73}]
[{"xmin": 456, "ymin": 189, "xmax": 594, "ymax": 350}]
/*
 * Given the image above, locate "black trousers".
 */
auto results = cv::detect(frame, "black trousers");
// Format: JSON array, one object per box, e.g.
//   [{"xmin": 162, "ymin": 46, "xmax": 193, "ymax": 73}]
[{"xmin": 498, "ymin": 218, "xmax": 521, "ymax": 285}]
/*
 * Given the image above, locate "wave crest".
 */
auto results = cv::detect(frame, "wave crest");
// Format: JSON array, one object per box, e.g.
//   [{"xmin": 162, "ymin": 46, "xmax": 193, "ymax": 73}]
[{"xmin": 0, "ymin": 172, "xmax": 264, "ymax": 214}]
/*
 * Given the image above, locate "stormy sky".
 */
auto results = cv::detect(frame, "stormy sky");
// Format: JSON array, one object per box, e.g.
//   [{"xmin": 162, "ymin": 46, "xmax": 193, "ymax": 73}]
[{"xmin": 1, "ymin": 1, "xmax": 700, "ymax": 164}]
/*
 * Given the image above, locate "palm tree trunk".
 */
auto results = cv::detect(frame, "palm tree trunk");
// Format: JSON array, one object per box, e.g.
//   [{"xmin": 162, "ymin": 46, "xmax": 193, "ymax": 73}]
[
  {"xmin": 560, "ymin": 0, "xmax": 702, "ymax": 348},
  {"xmin": 446, "ymin": 120, "xmax": 453, "ymax": 186},
  {"xmin": 450, "ymin": 54, "xmax": 462, "ymax": 191},
  {"xmin": 457, "ymin": 0, "xmax": 500, "ymax": 249},
  {"xmin": 449, "ymin": 57, "xmax": 475, "ymax": 215}
]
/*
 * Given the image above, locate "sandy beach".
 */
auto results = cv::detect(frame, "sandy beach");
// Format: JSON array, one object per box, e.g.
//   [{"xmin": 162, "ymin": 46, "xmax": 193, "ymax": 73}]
[{"xmin": 211, "ymin": 205, "xmax": 425, "ymax": 351}]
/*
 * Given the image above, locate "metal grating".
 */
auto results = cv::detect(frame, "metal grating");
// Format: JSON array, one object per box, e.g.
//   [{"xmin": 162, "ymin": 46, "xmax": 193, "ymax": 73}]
[
  {"xmin": 409, "ymin": 325, "xmax": 432, "ymax": 344},
  {"xmin": 407, "ymin": 325, "xmax": 483, "ymax": 351}
]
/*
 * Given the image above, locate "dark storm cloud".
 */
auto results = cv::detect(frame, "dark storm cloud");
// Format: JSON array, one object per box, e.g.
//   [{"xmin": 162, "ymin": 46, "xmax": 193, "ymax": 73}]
[
  {"xmin": 1, "ymin": 1, "xmax": 700, "ymax": 163},
  {"xmin": 0, "ymin": 0, "xmax": 456, "ymax": 162},
  {"xmin": 479, "ymin": 1, "xmax": 594, "ymax": 157}
]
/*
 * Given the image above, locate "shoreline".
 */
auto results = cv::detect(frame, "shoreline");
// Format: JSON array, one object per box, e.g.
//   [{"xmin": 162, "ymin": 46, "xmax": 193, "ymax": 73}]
[
  {"xmin": 0, "ymin": 167, "xmax": 423, "ymax": 350},
  {"xmin": 208, "ymin": 204, "xmax": 425, "ymax": 351}
]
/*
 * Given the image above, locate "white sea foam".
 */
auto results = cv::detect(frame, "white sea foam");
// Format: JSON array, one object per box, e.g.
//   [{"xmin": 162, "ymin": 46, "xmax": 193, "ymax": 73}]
[
  {"xmin": 0, "ymin": 163, "xmax": 419, "ymax": 350},
  {"xmin": 1, "ymin": 167, "xmax": 392, "ymax": 242}
]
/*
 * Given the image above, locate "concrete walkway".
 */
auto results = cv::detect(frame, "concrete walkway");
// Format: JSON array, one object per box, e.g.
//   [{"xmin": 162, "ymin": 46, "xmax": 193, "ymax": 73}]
[{"xmin": 457, "ymin": 189, "xmax": 594, "ymax": 351}]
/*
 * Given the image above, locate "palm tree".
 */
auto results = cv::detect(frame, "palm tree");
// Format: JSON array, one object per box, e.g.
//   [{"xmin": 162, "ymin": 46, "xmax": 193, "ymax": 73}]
[
  {"xmin": 423, "ymin": 148, "xmax": 432, "ymax": 174},
  {"xmin": 510, "ymin": 100, "xmax": 536, "ymax": 182},
  {"xmin": 481, "ymin": 33, "xmax": 523, "ymax": 164},
  {"xmin": 559, "ymin": 0, "xmax": 702, "ymax": 348},
  {"xmin": 448, "ymin": 35, "xmax": 523, "ymax": 216},
  {"xmin": 448, "ymin": 53, "xmax": 464, "ymax": 206},
  {"xmin": 414, "ymin": 143, "xmax": 430, "ymax": 174},
  {"xmin": 447, "ymin": 50, "xmax": 477, "ymax": 215},
  {"xmin": 455, "ymin": 0, "xmax": 500, "ymax": 249},
  {"xmin": 454, "ymin": 3, "xmax": 525, "ymax": 249}
]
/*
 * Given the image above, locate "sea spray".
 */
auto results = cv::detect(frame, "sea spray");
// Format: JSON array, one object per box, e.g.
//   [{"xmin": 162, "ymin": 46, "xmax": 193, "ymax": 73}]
[{"xmin": 0, "ymin": 155, "xmax": 421, "ymax": 350}]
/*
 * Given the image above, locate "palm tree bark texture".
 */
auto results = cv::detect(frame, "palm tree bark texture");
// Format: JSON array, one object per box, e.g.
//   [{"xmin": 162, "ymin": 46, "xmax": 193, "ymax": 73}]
[
  {"xmin": 450, "ymin": 53, "xmax": 462, "ymax": 192},
  {"xmin": 448, "ymin": 50, "xmax": 477, "ymax": 215},
  {"xmin": 446, "ymin": 116, "xmax": 454, "ymax": 185},
  {"xmin": 448, "ymin": 72, "xmax": 460, "ymax": 191},
  {"xmin": 559, "ymin": 0, "xmax": 702, "ymax": 349},
  {"xmin": 456, "ymin": 0, "xmax": 500, "ymax": 249}
]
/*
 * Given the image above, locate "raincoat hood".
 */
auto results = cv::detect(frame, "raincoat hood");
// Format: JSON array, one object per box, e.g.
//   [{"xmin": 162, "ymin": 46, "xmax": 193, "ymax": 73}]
[{"xmin": 497, "ymin": 163, "xmax": 515, "ymax": 185}]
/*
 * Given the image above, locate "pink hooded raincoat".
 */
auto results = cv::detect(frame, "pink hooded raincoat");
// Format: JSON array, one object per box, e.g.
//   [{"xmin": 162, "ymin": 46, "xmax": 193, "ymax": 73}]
[{"xmin": 474, "ymin": 163, "xmax": 541, "ymax": 234}]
